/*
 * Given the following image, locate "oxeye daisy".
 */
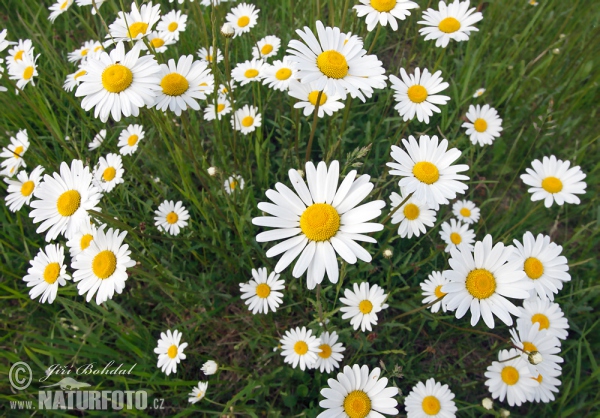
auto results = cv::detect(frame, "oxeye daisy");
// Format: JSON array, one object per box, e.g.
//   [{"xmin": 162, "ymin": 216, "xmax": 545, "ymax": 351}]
[
  {"xmin": 287, "ymin": 21, "xmax": 387, "ymax": 101},
  {"xmin": 188, "ymin": 381, "xmax": 208, "ymax": 404},
  {"xmin": 418, "ymin": 0, "xmax": 484, "ymax": 48},
  {"xmin": 76, "ymin": 0, "xmax": 108, "ymax": 15},
  {"xmin": 420, "ymin": 271, "xmax": 449, "ymax": 313},
  {"xmin": 404, "ymin": 378, "xmax": 457, "ymax": 418},
  {"xmin": 462, "ymin": 104, "xmax": 503, "ymax": 146},
  {"xmin": 225, "ymin": 3, "xmax": 260, "ymax": 38},
  {"xmin": 510, "ymin": 323, "xmax": 563, "ymax": 377},
  {"xmin": 224, "ymin": 174, "xmax": 245, "ymax": 194},
  {"xmin": 4, "ymin": 166, "xmax": 44, "ymax": 212},
  {"xmin": 452, "ymin": 199, "xmax": 480, "ymax": 224},
  {"xmin": 29, "ymin": 159, "xmax": 102, "ymax": 242},
  {"xmin": 76, "ymin": 41, "xmax": 161, "ymax": 122},
  {"xmin": 239, "ymin": 267, "xmax": 285, "ymax": 314},
  {"xmin": 231, "ymin": 58, "xmax": 268, "ymax": 85},
  {"xmin": 48, "ymin": 0, "xmax": 73, "ymax": 23},
  {"xmin": 231, "ymin": 105, "xmax": 262, "ymax": 135},
  {"xmin": 439, "ymin": 218, "xmax": 475, "ymax": 253},
  {"xmin": 528, "ymin": 366, "xmax": 561, "ymax": 403},
  {"xmin": 6, "ymin": 39, "xmax": 34, "ymax": 68},
  {"xmin": 154, "ymin": 55, "xmax": 212, "ymax": 116},
  {"xmin": 8, "ymin": 54, "xmax": 39, "ymax": 90},
  {"xmin": 218, "ymin": 81, "xmax": 236, "ymax": 96},
  {"xmin": 1, "ymin": 129, "xmax": 30, "ymax": 177},
  {"xmin": 88, "ymin": 129, "xmax": 106, "ymax": 151},
  {"xmin": 107, "ymin": 1, "xmax": 161, "ymax": 44},
  {"xmin": 63, "ymin": 68, "xmax": 88, "ymax": 92},
  {"xmin": 204, "ymin": 97, "xmax": 232, "ymax": 121},
  {"xmin": 68, "ymin": 40, "xmax": 102, "ymax": 64},
  {"xmin": 262, "ymin": 57, "xmax": 297, "ymax": 91},
  {"xmin": 252, "ymin": 35, "xmax": 281, "ymax": 60},
  {"xmin": 117, "ymin": 124, "xmax": 145, "ymax": 156},
  {"xmin": 390, "ymin": 188, "xmax": 436, "ymax": 239},
  {"xmin": 387, "ymin": 135, "xmax": 469, "ymax": 210},
  {"xmin": 66, "ymin": 220, "xmax": 98, "ymax": 260},
  {"xmin": 23, "ymin": 244, "xmax": 70, "ymax": 304},
  {"xmin": 154, "ymin": 329, "xmax": 188, "ymax": 376},
  {"xmin": 154, "ymin": 200, "xmax": 190, "ymax": 236},
  {"xmin": 288, "ymin": 80, "xmax": 345, "ymax": 118},
  {"xmin": 144, "ymin": 31, "xmax": 177, "ymax": 53},
  {"xmin": 442, "ymin": 234, "xmax": 533, "ymax": 329},
  {"xmin": 484, "ymin": 348, "xmax": 536, "ymax": 407},
  {"xmin": 197, "ymin": 46, "xmax": 224, "ymax": 64},
  {"xmin": 202, "ymin": 360, "xmax": 218, "ymax": 375},
  {"xmin": 252, "ymin": 160, "xmax": 385, "ymax": 289},
  {"xmin": 354, "ymin": 0, "xmax": 419, "ymax": 32},
  {"xmin": 520, "ymin": 155, "xmax": 587, "ymax": 208},
  {"xmin": 314, "ymin": 331, "xmax": 345, "ymax": 373},
  {"xmin": 473, "ymin": 87, "xmax": 485, "ymax": 98},
  {"xmin": 318, "ymin": 364, "xmax": 399, "ymax": 418},
  {"xmin": 94, "ymin": 153, "xmax": 124, "ymax": 193},
  {"xmin": 156, "ymin": 10, "xmax": 187, "ymax": 39},
  {"xmin": 279, "ymin": 326, "xmax": 321, "ymax": 371},
  {"xmin": 389, "ymin": 67, "xmax": 450, "ymax": 124},
  {"xmin": 340, "ymin": 282, "xmax": 389, "ymax": 332},
  {"xmin": 516, "ymin": 298, "xmax": 569, "ymax": 341}
]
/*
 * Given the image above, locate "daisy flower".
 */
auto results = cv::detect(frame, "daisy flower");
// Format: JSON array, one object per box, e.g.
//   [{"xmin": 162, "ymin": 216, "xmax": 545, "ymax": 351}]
[
  {"xmin": 201, "ymin": 360, "xmax": 218, "ymax": 375},
  {"xmin": 516, "ymin": 298, "xmax": 569, "ymax": 341},
  {"xmin": 76, "ymin": 42, "xmax": 161, "ymax": 122},
  {"xmin": 6, "ymin": 39, "xmax": 34, "ymax": 68},
  {"xmin": 389, "ymin": 67, "xmax": 450, "ymax": 124},
  {"xmin": 462, "ymin": 104, "xmax": 503, "ymax": 146},
  {"xmin": 287, "ymin": 21, "xmax": 387, "ymax": 101},
  {"xmin": 252, "ymin": 35, "xmax": 281, "ymax": 60},
  {"xmin": 389, "ymin": 188, "xmax": 436, "ymax": 239},
  {"xmin": 279, "ymin": 326, "xmax": 321, "ymax": 371},
  {"xmin": 252, "ymin": 160, "xmax": 385, "ymax": 289},
  {"xmin": 314, "ymin": 331, "xmax": 345, "ymax": 373},
  {"xmin": 63, "ymin": 68, "xmax": 87, "ymax": 92},
  {"xmin": 197, "ymin": 46, "xmax": 224, "ymax": 64},
  {"xmin": 188, "ymin": 381, "xmax": 208, "ymax": 404},
  {"xmin": 156, "ymin": 10, "xmax": 187, "ymax": 39},
  {"xmin": 8, "ymin": 54, "xmax": 39, "ymax": 90},
  {"xmin": 23, "ymin": 244, "xmax": 70, "ymax": 304},
  {"xmin": 239, "ymin": 267, "xmax": 285, "ymax": 314},
  {"xmin": 354, "ymin": 0, "xmax": 419, "ymax": 32},
  {"xmin": 509, "ymin": 322, "xmax": 563, "ymax": 376},
  {"xmin": 154, "ymin": 329, "xmax": 188, "ymax": 376},
  {"xmin": 154, "ymin": 200, "xmax": 190, "ymax": 236},
  {"xmin": 473, "ymin": 87, "xmax": 485, "ymax": 98},
  {"xmin": 288, "ymin": 80, "xmax": 345, "ymax": 118},
  {"xmin": 88, "ymin": 129, "xmax": 106, "ymax": 151},
  {"xmin": 231, "ymin": 58, "xmax": 268, "ymax": 85},
  {"xmin": 48, "ymin": 0, "xmax": 73, "ymax": 23},
  {"xmin": 94, "ymin": 153, "xmax": 125, "ymax": 193},
  {"xmin": 225, "ymin": 3, "xmax": 260, "ymax": 38},
  {"xmin": 520, "ymin": 155, "xmax": 587, "ymax": 208},
  {"xmin": 318, "ymin": 364, "xmax": 398, "ymax": 418},
  {"xmin": 0, "ymin": 29, "xmax": 8, "ymax": 53},
  {"xmin": 154, "ymin": 55, "xmax": 212, "ymax": 116},
  {"xmin": 107, "ymin": 1, "xmax": 161, "ymax": 44},
  {"xmin": 144, "ymin": 31, "xmax": 177, "ymax": 53},
  {"xmin": 442, "ymin": 234, "xmax": 532, "ymax": 329},
  {"xmin": 439, "ymin": 218, "xmax": 475, "ymax": 253},
  {"xmin": 262, "ymin": 57, "xmax": 298, "ymax": 91},
  {"xmin": 68, "ymin": 40, "xmax": 102, "ymax": 63},
  {"xmin": 230, "ymin": 105, "xmax": 262, "ymax": 135},
  {"xmin": 4, "ymin": 165, "xmax": 44, "ymax": 212},
  {"xmin": 117, "ymin": 124, "xmax": 145, "ymax": 156},
  {"xmin": 1, "ymin": 129, "xmax": 30, "ymax": 177},
  {"xmin": 418, "ymin": 0, "xmax": 484, "ymax": 48},
  {"xmin": 452, "ymin": 199, "xmax": 480, "ymax": 224},
  {"xmin": 66, "ymin": 220, "xmax": 97, "ymax": 260},
  {"xmin": 218, "ymin": 81, "xmax": 236, "ymax": 96},
  {"xmin": 420, "ymin": 271, "xmax": 449, "ymax": 313},
  {"xmin": 76, "ymin": 0, "xmax": 108, "ymax": 15},
  {"xmin": 204, "ymin": 97, "xmax": 232, "ymax": 121},
  {"xmin": 404, "ymin": 378, "xmax": 457, "ymax": 418},
  {"xmin": 387, "ymin": 135, "xmax": 469, "ymax": 210},
  {"xmin": 484, "ymin": 348, "xmax": 536, "ymax": 407},
  {"xmin": 339, "ymin": 282, "xmax": 389, "ymax": 332},
  {"xmin": 71, "ymin": 225, "xmax": 135, "ymax": 304},
  {"xmin": 30, "ymin": 160, "xmax": 102, "ymax": 242},
  {"xmin": 528, "ymin": 366, "xmax": 561, "ymax": 403}
]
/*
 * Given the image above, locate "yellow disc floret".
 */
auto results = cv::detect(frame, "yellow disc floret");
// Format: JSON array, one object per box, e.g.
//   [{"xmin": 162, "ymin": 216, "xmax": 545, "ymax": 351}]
[
  {"xmin": 343, "ymin": 390, "xmax": 371, "ymax": 418},
  {"xmin": 308, "ymin": 91, "xmax": 327, "ymax": 106},
  {"xmin": 167, "ymin": 344, "xmax": 178, "ymax": 359},
  {"xmin": 370, "ymin": 0, "xmax": 397, "ymax": 12},
  {"xmin": 541, "ymin": 176, "xmax": 563, "ymax": 193},
  {"xmin": 524, "ymin": 257, "xmax": 544, "ymax": 279},
  {"xmin": 422, "ymin": 395, "xmax": 441, "ymax": 415},
  {"xmin": 128, "ymin": 22, "xmax": 149, "ymax": 38},
  {"xmin": 275, "ymin": 68, "xmax": 292, "ymax": 80},
  {"xmin": 465, "ymin": 268, "xmax": 496, "ymax": 299},
  {"xmin": 57, "ymin": 190, "xmax": 81, "ymax": 216},
  {"xmin": 412, "ymin": 161, "xmax": 440, "ymax": 184},
  {"xmin": 474, "ymin": 118, "xmax": 488, "ymax": 132},
  {"xmin": 438, "ymin": 17, "xmax": 461, "ymax": 33},
  {"xmin": 317, "ymin": 50, "xmax": 349, "ymax": 79},
  {"xmin": 299, "ymin": 203, "xmax": 340, "ymax": 242},
  {"xmin": 501, "ymin": 366, "xmax": 519, "ymax": 385},
  {"xmin": 161, "ymin": 73, "xmax": 189, "ymax": 97},
  {"xmin": 531, "ymin": 313, "xmax": 550, "ymax": 330},
  {"xmin": 20, "ymin": 180, "xmax": 34, "ymax": 196},
  {"xmin": 318, "ymin": 344, "xmax": 332, "ymax": 359},
  {"xmin": 293, "ymin": 341, "xmax": 308, "ymax": 355},
  {"xmin": 407, "ymin": 85, "xmax": 428, "ymax": 103},
  {"xmin": 166, "ymin": 212, "xmax": 179, "ymax": 224},
  {"xmin": 403, "ymin": 203, "xmax": 420, "ymax": 220},
  {"xmin": 255, "ymin": 283, "xmax": 271, "ymax": 298},
  {"xmin": 359, "ymin": 300, "xmax": 373, "ymax": 314},
  {"xmin": 102, "ymin": 167, "xmax": 116, "ymax": 182},
  {"xmin": 92, "ymin": 250, "xmax": 117, "ymax": 279},
  {"xmin": 43, "ymin": 262, "xmax": 61, "ymax": 284},
  {"xmin": 102, "ymin": 64, "xmax": 133, "ymax": 93}
]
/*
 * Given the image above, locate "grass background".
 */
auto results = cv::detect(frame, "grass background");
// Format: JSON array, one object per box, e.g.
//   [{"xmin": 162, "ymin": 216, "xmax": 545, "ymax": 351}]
[{"xmin": 0, "ymin": 0, "xmax": 599, "ymax": 416}]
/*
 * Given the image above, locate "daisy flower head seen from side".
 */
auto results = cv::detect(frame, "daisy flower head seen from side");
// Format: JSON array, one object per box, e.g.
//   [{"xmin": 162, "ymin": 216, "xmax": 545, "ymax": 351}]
[
  {"xmin": 452, "ymin": 199, "xmax": 480, "ymax": 224},
  {"xmin": 30, "ymin": 159, "xmax": 102, "ymax": 242},
  {"xmin": 117, "ymin": 124, "xmax": 145, "ymax": 156},
  {"xmin": 4, "ymin": 166, "xmax": 44, "ymax": 212},
  {"xmin": 279, "ymin": 326, "xmax": 321, "ymax": 371},
  {"xmin": 188, "ymin": 381, "xmax": 208, "ymax": 404},
  {"xmin": 76, "ymin": 0, "xmax": 108, "ymax": 15},
  {"xmin": 252, "ymin": 160, "xmax": 385, "ymax": 289},
  {"xmin": 23, "ymin": 244, "xmax": 70, "ymax": 304},
  {"xmin": 442, "ymin": 234, "xmax": 533, "ymax": 329},
  {"xmin": 224, "ymin": 174, "xmax": 245, "ymax": 194},
  {"xmin": 340, "ymin": 282, "xmax": 389, "ymax": 332},
  {"xmin": 419, "ymin": 0, "xmax": 484, "ymax": 48},
  {"xmin": 509, "ymin": 322, "xmax": 563, "ymax": 377},
  {"xmin": 288, "ymin": 80, "xmax": 345, "ymax": 118},
  {"xmin": 520, "ymin": 155, "xmax": 587, "ymax": 208},
  {"xmin": 144, "ymin": 31, "xmax": 177, "ymax": 53},
  {"xmin": 94, "ymin": 153, "xmax": 125, "ymax": 193},
  {"xmin": 8, "ymin": 53, "xmax": 39, "ymax": 90},
  {"xmin": 516, "ymin": 298, "xmax": 569, "ymax": 341},
  {"xmin": 48, "ymin": 0, "xmax": 73, "ymax": 23},
  {"xmin": 218, "ymin": 81, "xmax": 236, "ymax": 96},
  {"xmin": 231, "ymin": 58, "xmax": 268, "ymax": 86},
  {"xmin": 66, "ymin": 220, "xmax": 97, "ymax": 260},
  {"xmin": 197, "ymin": 46, "xmax": 224, "ymax": 64},
  {"xmin": 1, "ymin": 129, "xmax": 30, "ymax": 177},
  {"xmin": 68, "ymin": 40, "xmax": 101, "ymax": 64},
  {"xmin": 107, "ymin": 1, "xmax": 161, "ymax": 44},
  {"xmin": 88, "ymin": 129, "xmax": 106, "ymax": 151},
  {"xmin": 389, "ymin": 187, "xmax": 436, "ymax": 239},
  {"xmin": 262, "ymin": 57, "xmax": 297, "ymax": 91},
  {"xmin": 314, "ymin": 331, "xmax": 345, "ymax": 374},
  {"xmin": 527, "ymin": 364, "xmax": 562, "ymax": 403},
  {"xmin": 204, "ymin": 97, "xmax": 232, "ymax": 121},
  {"xmin": 154, "ymin": 200, "xmax": 190, "ymax": 236},
  {"xmin": 389, "ymin": 67, "xmax": 450, "ymax": 124},
  {"xmin": 6, "ymin": 39, "xmax": 33, "ymax": 68},
  {"xmin": 484, "ymin": 348, "xmax": 536, "ymax": 407},
  {"xmin": 202, "ymin": 360, "xmax": 218, "ymax": 376},
  {"xmin": 225, "ymin": 3, "xmax": 260, "ymax": 38},
  {"xmin": 318, "ymin": 364, "xmax": 399, "ymax": 418},
  {"xmin": 387, "ymin": 135, "xmax": 469, "ymax": 210},
  {"xmin": 420, "ymin": 271, "xmax": 449, "ymax": 313},
  {"xmin": 252, "ymin": 35, "xmax": 281, "ymax": 60},
  {"xmin": 404, "ymin": 378, "xmax": 457, "ymax": 418},
  {"xmin": 239, "ymin": 267, "xmax": 285, "ymax": 315},
  {"xmin": 439, "ymin": 218, "xmax": 475, "ymax": 253},
  {"xmin": 64, "ymin": 68, "xmax": 88, "ymax": 92},
  {"xmin": 473, "ymin": 87, "xmax": 485, "ymax": 98},
  {"xmin": 231, "ymin": 105, "xmax": 262, "ymax": 135},
  {"xmin": 156, "ymin": 10, "xmax": 187, "ymax": 39},
  {"xmin": 354, "ymin": 0, "xmax": 419, "ymax": 32},
  {"xmin": 462, "ymin": 104, "xmax": 503, "ymax": 146},
  {"xmin": 154, "ymin": 329, "xmax": 188, "ymax": 376}
]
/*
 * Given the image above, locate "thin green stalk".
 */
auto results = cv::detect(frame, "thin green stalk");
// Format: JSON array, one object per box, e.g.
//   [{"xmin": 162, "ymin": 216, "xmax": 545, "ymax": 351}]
[{"xmin": 304, "ymin": 90, "xmax": 324, "ymax": 162}]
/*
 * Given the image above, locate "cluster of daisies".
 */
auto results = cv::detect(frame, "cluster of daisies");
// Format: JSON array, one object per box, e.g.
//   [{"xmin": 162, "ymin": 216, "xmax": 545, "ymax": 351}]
[{"xmin": 0, "ymin": 30, "xmax": 40, "ymax": 92}]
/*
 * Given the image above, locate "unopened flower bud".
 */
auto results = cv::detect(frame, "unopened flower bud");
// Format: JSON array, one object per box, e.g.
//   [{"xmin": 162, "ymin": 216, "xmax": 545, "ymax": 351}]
[
  {"xmin": 221, "ymin": 23, "xmax": 235, "ymax": 38},
  {"xmin": 528, "ymin": 351, "xmax": 543, "ymax": 365},
  {"xmin": 482, "ymin": 397, "xmax": 493, "ymax": 410},
  {"xmin": 201, "ymin": 360, "xmax": 218, "ymax": 375},
  {"xmin": 552, "ymin": 48, "xmax": 560, "ymax": 55},
  {"xmin": 208, "ymin": 166, "xmax": 218, "ymax": 176},
  {"xmin": 500, "ymin": 408, "xmax": 510, "ymax": 417},
  {"xmin": 383, "ymin": 248, "xmax": 393, "ymax": 259}
]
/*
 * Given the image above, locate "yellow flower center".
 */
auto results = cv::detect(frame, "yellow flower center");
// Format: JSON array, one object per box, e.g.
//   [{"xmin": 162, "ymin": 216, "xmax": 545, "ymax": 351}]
[
  {"xmin": 343, "ymin": 390, "xmax": 371, "ymax": 418},
  {"xmin": 102, "ymin": 167, "xmax": 116, "ymax": 182},
  {"xmin": 217, "ymin": 104, "xmax": 226, "ymax": 113},
  {"xmin": 60, "ymin": 1, "xmax": 69, "ymax": 10},
  {"xmin": 275, "ymin": 68, "xmax": 292, "ymax": 80},
  {"xmin": 465, "ymin": 268, "xmax": 496, "ymax": 299},
  {"xmin": 412, "ymin": 161, "xmax": 439, "ymax": 184},
  {"xmin": 460, "ymin": 207, "xmax": 471, "ymax": 217},
  {"xmin": 241, "ymin": 116, "xmax": 254, "ymax": 127},
  {"xmin": 14, "ymin": 50, "xmax": 24, "ymax": 61},
  {"xmin": 524, "ymin": 257, "xmax": 544, "ymax": 279},
  {"xmin": 43, "ymin": 262, "xmax": 61, "ymax": 284},
  {"xmin": 359, "ymin": 300, "xmax": 373, "ymax": 314},
  {"xmin": 434, "ymin": 285, "xmax": 446, "ymax": 298},
  {"xmin": 167, "ymin": 344, "xmax": 178, "ymax": 359},
  {"xmin": 541, "ymin": 176, "xmax": 563, "ymax": 193},
  {"xmin": 318, "ymin": 344, "xmax": 332, "ymax": 359},
  {"xmin": 21, "ymin": 180, "xmax": 35, "ymax": 196},
  {"xmin": 161, "ymin": 73, "xmax": 189, "ymax": 96},
  {"xmin": 308, "ymin": 90, "xmax": 327, "ymax": 106},
  {"xmin": 299, "ymin": 203, "xmax": 340, "ymax": 242},
  {"xmin": 422, "ymin": 395, "xmax": 441, "ymax": 415},
  {"xmin": 101, "ymin": 64, "xmax": 133, "ymax": 93},
  {"xmin": 450, "ymin": 232, "xmax": 462, "ymax": 245},
  {"xmin": 370, "ymin": 0, "xmax": 397, "ymax": 12},
  {"xmin": 534, "ymin": 374, "xmax": 543, "ymax": 383},
  {"xmin": 403, "ymin": 203, "xmax": 420, "ymax": 220},
  {"xmin": 80, "ymin": 234, "xmax": 93, "ymax": 251},
  {"xmin": 151, "ymin": 38, "xmax": 165, "ymax": 48},
  {"xmin": 237, "ymin": 16, "xmax": 250, "ymax": 27},
  {"xmin": 255, "ymin": 283, "xmax": 271, "ymax": 298},
  {"xmin": 501, "ymin": 366, "xmax": 519, "ymax": 385},
  {"xmin": 229, "ymin": 180, "xmax": 238, "ymax": 190},
  {"xmin": 81, "ymin": 49, "xmax": 89, "ymax": 56},
  {"xmin": 438, "ymin": 17, "xmax": 461, "ymax": 33},
  {"xmin": 523, "ymin": 341, "xmax": 538, "ymax": 353},
  {"xmin": 56, "ymin": 190, "xmax": 81, "ymax": 216},
  {"xmin": 244, "ymin": 69, "xmax": 259, "ymax": 79},
  {"xmin": 168, "ymin": 22, "xmax": 178, "ymax": 32},
  {"xmin": 531, "ymin": 313, "xmax": 550, "ymax": 330},
  {"xmin": 293, "ymin": 341, "xmax": 308, "ymax": 355},
  {"xmin": 127, "ymin": 134, "xmax": 139, "ymax": 146},
  {"xmin": 261, "ymin": 44, "xmax": 274, "ymax": 55},
  {"xmin": 13, "ymin": 145, "xmax": 24, "ymax": 158},
  {"xmin": 166, "ymin": 212, "xmax": 179, "ymax": 224},
  {"xmin": 92, "ymin": 250, "xmax": 117, "ymax": 279},
  {"xmin": 316, "ymin": 50, "xmax": 349, "ymax": 79},
  {"xmin": 74, "ymin": 70, "xmax": 87, "ymax": 80},
  {"xmin": 474, "ymin": 118, "xmax": 488, "ymax": 132},
  {"xmin": 23, "ymin": 66, "xmax": 34, "ymax": 80},
  {"xmin": 94, "ymin": 45, "xmax": 103, "ymax": 52},
  {"xmin": 128, "ymin": 22, "xmax": 149, "ymax": 38},
  {"xmin": 407, "ymin": 85, "xmax": 428, "ymax": 103}
]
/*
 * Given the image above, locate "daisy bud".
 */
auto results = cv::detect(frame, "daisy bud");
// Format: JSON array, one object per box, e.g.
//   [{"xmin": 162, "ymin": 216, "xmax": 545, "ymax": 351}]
[
  {"xmin": 221, "ymin": 22, "xmax": 235, "ymax": 38},
  {"xmin": 65, "ymin": 136, "xmax": 71, "ymax": 141},
  {"xmin": 482, "ymin": 398, "xmax": 493, "ymax": 410},
  {"xmin": 500, "ymin": 409, "xmax": 510, "ymax": 417},
  {"xmin": 528, "ymin": 351, "xmax": 543, "ymax": 365},
  {"xmin": 383, "ymin": 248, "xmax": 393, "ymax": 259},
  {"xmin": 559, "ymin": 33, "xmax": 566, "ymax": 39},
  {"xmin": 201, "ymin": 360, "xmax": 218, "ymax": 375},
  {"xmin": 207, "ymin": 166, "xmax": 218, "ymax": 176},
  {"xmin": 552, "ymin": 48, "xmax": 560, "ymax": 55}
]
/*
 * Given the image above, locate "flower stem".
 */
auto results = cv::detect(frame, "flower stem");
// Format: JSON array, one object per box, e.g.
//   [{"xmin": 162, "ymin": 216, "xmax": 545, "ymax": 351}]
[
  {"xmin": 305, "ymin": 90, "xmax": 324, "ymax": 162},
  {"xmin": 367, "ymin": 25, "xmax": 381, "ymax": 55},
  {"xmin": 381, "ymin": 191, "xmax": 414, "ymax": 224}
]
